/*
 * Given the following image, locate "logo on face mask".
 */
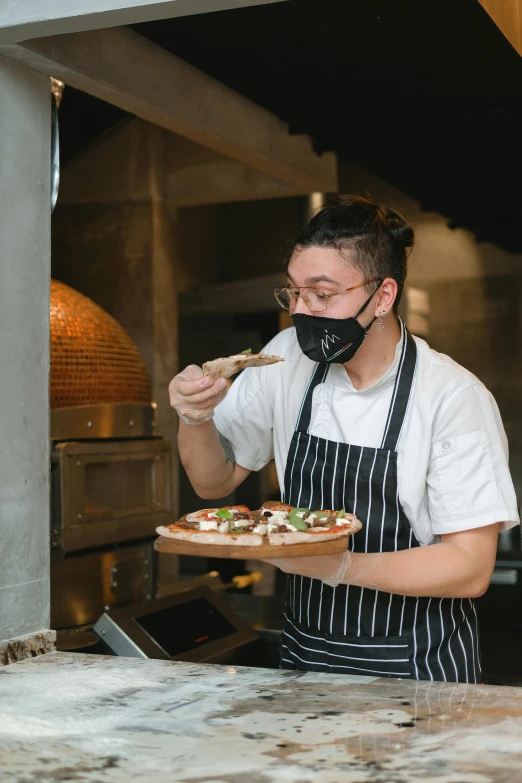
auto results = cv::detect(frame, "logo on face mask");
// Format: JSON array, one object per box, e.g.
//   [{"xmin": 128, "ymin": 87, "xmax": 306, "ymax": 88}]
[
  {"xmin": 321, "ymin": 331, "xmax": 340, "ymax": 357},
  {"xmin": 321, "ymin": 331, "xmax": 355, "ymax": 361}
]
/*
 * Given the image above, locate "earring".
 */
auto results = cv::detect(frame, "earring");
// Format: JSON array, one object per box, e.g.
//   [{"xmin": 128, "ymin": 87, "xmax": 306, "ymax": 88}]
[{"xmin": 376, "ymin": 311, "xmax": 386, "ymax": 331}]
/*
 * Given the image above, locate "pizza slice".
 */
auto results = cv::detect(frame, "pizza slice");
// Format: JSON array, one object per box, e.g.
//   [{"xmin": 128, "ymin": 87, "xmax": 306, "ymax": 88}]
[
  {"xmin": 185, "ymin": 505, "xmax": 253, "ymax": 524},
  {"xmin": 202, "ymin": 352, "xmax": 284, "ymax": 380},
  {"xmin": 259, "ymin": 503, "xmax": 362, "ymax": 546},
  {"xmin": 156, "ymin": 505, "xmax": 264, "ymax": 546}
]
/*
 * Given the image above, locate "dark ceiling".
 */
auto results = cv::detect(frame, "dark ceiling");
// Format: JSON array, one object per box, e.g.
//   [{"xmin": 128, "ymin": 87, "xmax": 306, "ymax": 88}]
[{"xmin": 59, "ymin": 0, "xmax": 522, "ymax": 252}]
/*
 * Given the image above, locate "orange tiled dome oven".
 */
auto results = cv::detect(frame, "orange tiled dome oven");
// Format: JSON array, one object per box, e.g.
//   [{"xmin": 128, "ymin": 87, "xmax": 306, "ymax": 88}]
[
  {"xmin": 50, "ymin": 279, "xmax": 154, "ymax": 438},
  {"xmin": 50, "ymin": 280, "xmax": 173, "ymax": 632}
]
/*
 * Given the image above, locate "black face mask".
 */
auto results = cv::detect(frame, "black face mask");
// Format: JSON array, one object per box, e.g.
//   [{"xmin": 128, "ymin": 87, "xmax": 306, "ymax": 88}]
[{"xmin": 292, "ymin": 282, "xmax": 383, "ymax": 364}]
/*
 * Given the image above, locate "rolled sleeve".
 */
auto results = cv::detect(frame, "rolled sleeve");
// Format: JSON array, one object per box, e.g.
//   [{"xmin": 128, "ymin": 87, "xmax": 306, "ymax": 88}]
[
  {"xmin": 214, "ymin": 365, "xmax": 275, "ymax": 472},
  {"xmin": 427, "ymin": 383, "xmax": 519, "ymax": 535}
]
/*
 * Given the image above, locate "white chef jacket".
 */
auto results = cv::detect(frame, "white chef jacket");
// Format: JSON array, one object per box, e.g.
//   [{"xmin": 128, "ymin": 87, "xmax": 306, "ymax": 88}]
[{"xmin": 214, "ymin": 327, "xmax": 519, "ymax": 546}]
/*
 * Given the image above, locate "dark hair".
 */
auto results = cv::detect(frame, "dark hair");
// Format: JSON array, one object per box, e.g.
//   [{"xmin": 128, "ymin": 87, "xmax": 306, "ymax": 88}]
[{"xmin": 286, "ymin": 195, "xmax": 414, "ymax": 308}]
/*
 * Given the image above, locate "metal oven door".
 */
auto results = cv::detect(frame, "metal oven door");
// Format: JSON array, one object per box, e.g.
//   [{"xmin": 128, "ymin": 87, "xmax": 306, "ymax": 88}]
[{"xmin": 52, "ymin": 439, "xmax": 171, "ymax": 551}]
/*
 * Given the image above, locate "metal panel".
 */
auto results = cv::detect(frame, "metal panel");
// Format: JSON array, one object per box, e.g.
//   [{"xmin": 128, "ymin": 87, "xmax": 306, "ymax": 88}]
[
  {"xmin": 52, "ymin": 438, "xmax": 171, "ymax": 551},
  {"xmin": 51, "ymin": 403, "xmax": 157, "ymax": 440},
  {"xmin": 94, "ymin": 613, "xmax": 149, "ymax": 658},
  {"xmin": 51, "ymin": 542, "xmax": 154, "ymax": 629},
  {"xmin": 93, "ymin": 585, "xmax": 258, "ymax": 662}
]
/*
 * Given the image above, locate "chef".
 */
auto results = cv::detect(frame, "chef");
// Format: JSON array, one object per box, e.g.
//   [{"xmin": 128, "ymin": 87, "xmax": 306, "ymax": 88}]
[{"xmin": 169, "ymin": 195, "xmax": 519, "ymax": 682}]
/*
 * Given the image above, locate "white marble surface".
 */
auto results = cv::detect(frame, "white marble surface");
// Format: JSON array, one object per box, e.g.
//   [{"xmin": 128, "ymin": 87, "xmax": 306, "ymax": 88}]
[{"xmin": 1, "ymin": 652, "xmax": 522, "ymax": 782}]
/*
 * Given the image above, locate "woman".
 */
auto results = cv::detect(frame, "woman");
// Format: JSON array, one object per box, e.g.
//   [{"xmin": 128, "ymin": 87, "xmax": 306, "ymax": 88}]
[{"xmin": 169, "ymin": 195, "xmax": 519, "ymax": 682}]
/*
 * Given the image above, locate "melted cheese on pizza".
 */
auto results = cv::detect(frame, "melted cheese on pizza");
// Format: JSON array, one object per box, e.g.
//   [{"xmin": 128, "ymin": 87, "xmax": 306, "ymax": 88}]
[{"xmin": 185, "ymin": 505, "xmax": 354, "ymax": 535}]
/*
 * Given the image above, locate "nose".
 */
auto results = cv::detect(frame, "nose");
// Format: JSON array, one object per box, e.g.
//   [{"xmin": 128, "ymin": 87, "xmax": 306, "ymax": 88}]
[{"xmin": 291, "ymin": 292, "xmax": 312, "ymax": 315}]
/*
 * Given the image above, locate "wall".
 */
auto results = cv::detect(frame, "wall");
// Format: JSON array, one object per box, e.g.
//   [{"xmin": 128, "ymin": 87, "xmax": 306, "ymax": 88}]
[
  {"xmin": 176, "ymin": 204, "xmax": 219, "ymax": 292},
  {"xmin": 426, "ymin": 274, "xmax": 522, "ymax": 501},
  {"xmin": 214, "ymin": 197, "xmax": 305, "ymax": 282},
  {"xmin": 52, "ymin": 202, "xmax": 155, "ymax": 376},
  {"xmin": 338, "ymin": 163, "xmax": 522, "ymax": 284},
  {"xmin": 338, "ymin": 163, "xmax": 522, "ymax": 509},
  {"xmin": 0, "ymin": 57, "xmax": 51, "ymax": 644}
]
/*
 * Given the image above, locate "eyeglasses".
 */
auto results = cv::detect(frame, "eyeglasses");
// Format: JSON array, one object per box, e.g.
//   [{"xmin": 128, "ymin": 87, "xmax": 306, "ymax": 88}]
[{"xmin": 274, "ymin": 278, "xmax": 382, "ymax": 312}]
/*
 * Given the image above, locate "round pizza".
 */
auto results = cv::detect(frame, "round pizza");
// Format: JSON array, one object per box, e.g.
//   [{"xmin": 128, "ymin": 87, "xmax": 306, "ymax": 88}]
[{"xmin": 156, "ymin": 502, "xmax": 362, "ymax": 547}]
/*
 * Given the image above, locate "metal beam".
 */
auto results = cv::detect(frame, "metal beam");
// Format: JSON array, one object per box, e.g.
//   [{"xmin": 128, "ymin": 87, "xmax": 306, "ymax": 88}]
[
  {"xmin": 2, "ymin": 27, "xmax": 336, "ymax": 192},
  {"xmin": 0, "ymin": 0, "xmax": 287, "ymax": 45}
]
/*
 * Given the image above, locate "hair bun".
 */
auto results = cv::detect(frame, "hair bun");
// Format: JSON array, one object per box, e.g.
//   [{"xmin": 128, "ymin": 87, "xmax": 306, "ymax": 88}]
[{"xmin": 385, "ymin": 211, "xmax": 414, "ymax": 248}]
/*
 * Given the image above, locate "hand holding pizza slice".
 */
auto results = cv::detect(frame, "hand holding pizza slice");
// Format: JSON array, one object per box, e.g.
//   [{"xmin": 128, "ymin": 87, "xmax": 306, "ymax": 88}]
[{"xmin": 170, "ymin": 350, "xmax": 284, "ymax": 425}]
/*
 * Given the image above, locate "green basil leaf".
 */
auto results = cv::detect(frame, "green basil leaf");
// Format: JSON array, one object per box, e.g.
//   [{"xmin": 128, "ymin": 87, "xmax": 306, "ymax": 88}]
[
  {"xmin": 288, "ymin": 508, "xmax": 309, "ymax": 531},
  {"xmin": 337, "ymin": 509, "xmax": 345, "ymax": 519},
  {"xmin": 241, "ymin": 348, "xmax": 252, "ymax": 354},
  {"xmin": 215, "ymin": 509, "xmax": 233, "ymax": 519},
  {"xmin": 287, "ymin": 517, "xmax": 307, "ymax": 531}
]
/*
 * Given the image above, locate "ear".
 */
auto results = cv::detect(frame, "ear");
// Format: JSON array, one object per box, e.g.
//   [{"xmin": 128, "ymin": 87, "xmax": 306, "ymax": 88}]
[{"xmin": 373, "ymin": 278, "xmax": 397, "ymax": 317}]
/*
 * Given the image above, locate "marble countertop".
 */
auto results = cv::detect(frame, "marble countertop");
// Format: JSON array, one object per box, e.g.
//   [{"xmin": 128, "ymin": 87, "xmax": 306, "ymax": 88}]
[{"xmin": 0, "ymin": 652, "xmax": 521, "ymax": 782}]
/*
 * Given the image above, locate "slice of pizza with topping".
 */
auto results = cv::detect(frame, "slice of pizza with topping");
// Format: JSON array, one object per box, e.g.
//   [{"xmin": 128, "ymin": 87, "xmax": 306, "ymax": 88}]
[
  {"xmin": 156, "ymin": 525, "xmax": 264, "ymax": 546},
  {"xmin": 258, "ymin": 502, "xmax": 362, "ymax": 545},
  {"xmin": 202, "ymin": 353, "xmax": 284, "ymax": 380},
  {"xmin": 185, "ymin": 505, "xmax": 253, "ymax": 528},
  {"xmin": 157, "ymin": 505, "xmax": 264, "ymax": 545}
]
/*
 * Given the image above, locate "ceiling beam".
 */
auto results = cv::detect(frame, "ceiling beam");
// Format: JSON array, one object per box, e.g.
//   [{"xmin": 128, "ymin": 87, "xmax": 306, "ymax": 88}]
[
  {"xmin": 0, "ymin": 0, "xmax": 287, "ymax": 45},
  {"xmin": 477, "ymin": 0, "xmax": 522, "ymax": 57},
  {"xmin": 58, "ymin": 119, "xmax": 317, "ymax": 206},
  {"xmin": 1, "ymin": 27, "xmax": 336, "ymax": 192}
]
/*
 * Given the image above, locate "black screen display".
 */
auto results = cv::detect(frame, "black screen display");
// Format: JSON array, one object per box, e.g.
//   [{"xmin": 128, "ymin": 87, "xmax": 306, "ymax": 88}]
[{"xmin": 134, "ymin": 598, "xmax": 236, "ymax": 657}]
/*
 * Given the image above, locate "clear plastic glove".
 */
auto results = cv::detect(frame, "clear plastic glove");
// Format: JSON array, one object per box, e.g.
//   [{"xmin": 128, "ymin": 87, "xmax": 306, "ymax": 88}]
[
  {"xmin": 263, "ymin": 551, "xmax": 352, "ymax": 588},
  {"xmin": 168, "ymin": 364, "xmax": 229, "ymax": 425}
]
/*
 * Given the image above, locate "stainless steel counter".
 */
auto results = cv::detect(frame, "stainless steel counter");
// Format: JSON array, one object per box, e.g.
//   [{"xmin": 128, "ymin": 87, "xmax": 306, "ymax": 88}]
[{"xmin": 0, "ymin": 652, "xmax": 521, "ymax": 782}]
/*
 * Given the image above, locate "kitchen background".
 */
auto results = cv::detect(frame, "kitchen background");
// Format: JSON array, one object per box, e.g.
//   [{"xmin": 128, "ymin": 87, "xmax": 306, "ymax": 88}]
[{"xmin": 2, "ymin": 0, "xmax": 521, "ymax": 682}]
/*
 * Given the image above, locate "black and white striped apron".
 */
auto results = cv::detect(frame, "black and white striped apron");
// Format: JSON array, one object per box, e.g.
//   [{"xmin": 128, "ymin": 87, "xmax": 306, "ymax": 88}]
[{"xmin": 281, "ymin": 327, "xmax": 480, "ymax": 683}]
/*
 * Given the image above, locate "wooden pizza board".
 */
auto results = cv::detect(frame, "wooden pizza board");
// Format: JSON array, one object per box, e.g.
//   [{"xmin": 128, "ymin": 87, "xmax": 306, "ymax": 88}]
[{"xmin": 154, "ymin": 535, "xmax": 349, "ymax": 559}]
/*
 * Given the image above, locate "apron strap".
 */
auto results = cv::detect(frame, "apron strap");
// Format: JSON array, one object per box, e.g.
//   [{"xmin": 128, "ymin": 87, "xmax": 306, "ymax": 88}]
[
  {"xmin": 380, "ymin": 325, "xmax": 417, "ymax": 452},
  {"xmin": 295, "ymin": 362, "xmax": 330, "ymax": 433}
]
